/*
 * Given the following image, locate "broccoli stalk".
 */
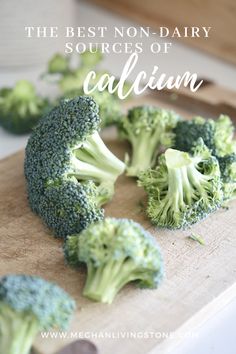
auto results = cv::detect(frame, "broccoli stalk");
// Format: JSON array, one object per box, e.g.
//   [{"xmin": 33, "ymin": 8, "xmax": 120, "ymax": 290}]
[
  {"xmin": 0, "ymin": 275, "xmax": 76, "ymax": 354},
  {"xmin": 73, "ymin": 131, "xmax": 125, "ymax": 181},
  {"xmin": 118, "ymin": 106, "xmax": 179, "ymax": 177},
  {"xmin": 125, "ymin": 127, "xmax": 163, "ymax": 176},
  {"xmin": 70, "ymin": 131, "xmax": 125, "ymax": 202},
  {"xmin": 138, "ymin": 139, "xmax": 223, "ymax": 229},
  {"xmin": 0, "ymin": 306, "xmax": 39, "ymax": 354},
  {"xmin": 163, "ymin": 150, "xmax": 214, "ymax": 214},
  {"xmin": 64, "ymin": 218, "xmax": 164, "ymax": 304},
  {"xmin": 83, "ymin": 258, "xmax": 150, "ymax": 304}
]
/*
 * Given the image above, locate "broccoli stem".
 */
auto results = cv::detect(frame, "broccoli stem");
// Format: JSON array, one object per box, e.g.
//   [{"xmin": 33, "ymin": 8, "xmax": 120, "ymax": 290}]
[
  {"xmin": 0, "ymin": 305, "xmax": 39, "ymax": 354},
  {"xmin": 127, "ymin": 130, "xmax": 161, "ymax": 177},
  {"xmin": 83, "ymin": 259, "xmax": 138, "ymax": 304},
  {"xmin": 73, "ymin": 131, "xmax": 125, "ymax": 182},
  {"xmin": 154, "ymin": 167, "xmax": 184, "ymax": 226},
  {"xmin": 152, "ymin": 150, "xmax": 200, "ymax": 226},
  {"xmin": 159, "ymin": 150, "xmax": 213, "ymax": 224}
]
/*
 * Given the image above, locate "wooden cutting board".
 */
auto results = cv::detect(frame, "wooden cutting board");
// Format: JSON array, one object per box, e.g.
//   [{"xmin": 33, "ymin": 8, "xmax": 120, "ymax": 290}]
[{"xmin": 0, "ymin": 86, "xmax": 236, "ymax": 354}]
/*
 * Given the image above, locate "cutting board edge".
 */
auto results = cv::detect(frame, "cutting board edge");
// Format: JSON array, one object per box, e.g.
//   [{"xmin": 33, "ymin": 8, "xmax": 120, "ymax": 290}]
[{"xmin": 147, "ymin": 282, "xmax": 236, "ymax": 354}]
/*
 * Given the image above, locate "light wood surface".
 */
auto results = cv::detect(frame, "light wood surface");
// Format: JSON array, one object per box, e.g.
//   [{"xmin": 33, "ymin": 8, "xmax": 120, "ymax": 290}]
[
  {"xmin": 89, "ymin": 0, "xmax": 236, "ymax": 66},
  {"xmin": 0, "ymin": 93, "xmax": 236, "ymax": 354}
]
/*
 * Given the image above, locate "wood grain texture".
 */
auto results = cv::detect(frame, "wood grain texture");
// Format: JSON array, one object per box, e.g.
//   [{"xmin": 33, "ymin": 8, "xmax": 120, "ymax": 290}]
[
  {"xmin": 89, "ymin": 0, "xmax": 236, "ymax": 65},
  {"xmin": 0, "ymin": 94, "xmax": 236, "ymax": 354}
]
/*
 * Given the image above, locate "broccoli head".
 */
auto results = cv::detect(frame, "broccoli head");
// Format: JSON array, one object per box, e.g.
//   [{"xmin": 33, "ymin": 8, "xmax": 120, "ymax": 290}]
[
  {"xmin": 24, "ymin": 96, "xmax": 125, "ymax": 238},
  {"xmin": 79, "ymin": 50, "xmax": 103, "ymax": 68},
  {"xmin": 0, "ymin": 274, "xmax": 75, "ymax": 354},
  {"xmin": 174, "ymin": 115, "xmax": 236, "ymax": 157},
  {"xmin": 62, "ymin": 88, "xmax": 123, "ymax": 128},
  {"xmin": 65, "ymin": 50, "xmax": 105, "ymax": 93},
  {"xmin": 0, "ymin": 80, "xmax": 51, "ymax": 134},
  {"xmin": 59, "ymin": 69, "xmax": 106, "ymax": 95},
  {"xmin": 173, "ymin": 115, "xmax": 236, "ymax": 201},
  {"xmin": 138, "ymin": 139, "xmax": 223, "ymax": 229},
  {"xmin": 217, "ymin": 153, "xmax": 236, "ymax": 200},
  {"xmin": 47, "ymin": 53, "xmax": 70, "ymax": 74},
  {"xmin": 64, "ymin": 218, "xmax": 164, "ymax": 304},
  {"xmin": 118, "ymin": 106, "xmax": 179, "ymax": 177},
  {"xmin": 43, "ymin": 50, "xmax": 104, "ymax": 94}
]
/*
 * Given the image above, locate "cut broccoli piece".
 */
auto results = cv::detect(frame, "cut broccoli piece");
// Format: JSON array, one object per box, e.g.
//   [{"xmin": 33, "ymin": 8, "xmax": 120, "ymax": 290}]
[
  {"xmin": 64, "ymin": 218, "xmax": 164, "ymax": 304},
  {"xmin": 0, "ymin": 80, "xmax": 51, "ymax": 134},
  {"xmin": 47, "ymin": 53, "xmax": 70, "ymax": 74},
  {"xmin": 174, "ymin": 115, "xmax": 236, "ymax": 157},
  {"xmin": 62, "ymin": 89, "xmax": 123, "ymax": 128},
  {"xmin": 117, "ymin": 106, "xmax": 180, "ymax": 177},
  {"xmin": 43, "ymin": 50, "xmax": 104, "ymax": 94},
  {"xmin": 0, "ymin": 275, "xmax": 75, "ymax": 354},
  {"xmin": 59, "ymin": 69, "xmax": 106, "ymax": 95},
  {"xmin": 80, "ymin": 50, "xmax": 103, "ymax": 68},
  {"xmin": 173, "ymin": 115, "xmax": 236, "ymax": 201},
  {"xmin": 138, "ymin": 139, "xmax": 223, "ymax": 229},
  {"xmin": 60, "ymin": 50, "xmax": 103, "ymax": 93},
  {"xmin": 187, "ymin": 233, "xmax": 205, "ymax": 245},
  {"xmin": 24, "ymin": 96, "xmax": 125, "ymax": 238},
  {"xmin": 43, "ymin": 50, "xmax": 132, "ymax": 101},
  {"xmin": 217, "ymin": 153, "xmax": 236, "ymax": 200}
]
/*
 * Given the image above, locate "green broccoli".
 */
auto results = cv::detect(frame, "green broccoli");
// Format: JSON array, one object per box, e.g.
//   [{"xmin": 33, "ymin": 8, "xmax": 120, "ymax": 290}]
[
  {"xmin": 0, "ymin": 274, "xmax": 75, "ymax": 354},
  {"xmin": 117, "ymin": 106, "xmax": 180, "ymax": 177},
  {"xmin": 64, "ymin": 218, "xmax": 164, "ymax": 304},
  {"xmin": 47, "ymin": 53, "xmax": 70, "ymax": 74},
  {"xmin": 173, "ymin": 115, "xmax": 236, "ymax": 200},
  {"xmin": 62, "ymin": 88, "xmax": 123, "ymax": 128},
  {"xmin": 173, "ymin": 115, "xmax": 236, "ymax": 157},
  {"xmin": 43, "ymin": 50, "xmax": 132, "ymax": 101},
  {"xmin": 24, "ymin": 96, "xmax": 125, "ymax": 238},
  {"xmin": 43, "ymin": 50, "xmax": 104, "ymax": 94},
  {"xmin": 0, "ymin": 80, "xmax": 51, "ymax": 134},
  {"xmin": 59, "ymin": 68, "xmax": 107, "ymax": 94},
  {"xmin": 80, "ymin": 50, "xmax": 103, "ymax": 68},
  {"xmin": 138, "ymin": 139, "xmax": 223, "ymax": 229},
  {"xmin": 217, "ymin": 153, "xmax": 236, "ymax": 200}
]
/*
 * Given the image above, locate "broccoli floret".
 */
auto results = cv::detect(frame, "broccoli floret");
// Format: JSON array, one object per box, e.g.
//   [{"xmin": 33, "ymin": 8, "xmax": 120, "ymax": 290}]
[
  {"xmin": 138, "ymin": 139, "xmax": 223, "ymax": 229},
  {"xmin": 62, "ymin": 88, "xmax": 123, "ymax": 128},
  {"xmin": 0, "ymin": 80, "xmax": 51, "ymax": 134},
  {"xmin": 43, "ymin": 51, "xmax": 132, "ymax": 101},
  {"xmin": 43, "ymin": 50, "xmax": 104, "ymax": 94},
  {"xmin": 173, "ymin": 115, "xmax": 236, "ymax": 201},
  {"xmin": 217, "ymin": 153, "xmax": 236, "ymax": 200},
  {"xmin": 118, "ymin": 106, "xmax": 179, "ymax": 177},
  {"xmin": 80, "ymin": 50, "xmax": 103, "ymax": 68},
  {"xmin": 113, "ymin": 78, "xmax": 133, "ymax": 100},
  {"xmin": 24, "ymin": 96, "xmax": 125, "ymax": 238},
  {"xmin": 0, "ymin": 275, "xmax": 75, "ymax": 354},
  {"xmin": 47, "ymin": 53, "xmax": 70, "ymax": 74},
  {"xmin": 64, "ymin": 218, "xmax": 164, "ymax": 304},
  {"xmin": 174, "ymin": 115, "xmax": 236, "ymax": 157},
  {"xmin": 59, "ymin": 69, "xmax": 106, "ymax": 95}
]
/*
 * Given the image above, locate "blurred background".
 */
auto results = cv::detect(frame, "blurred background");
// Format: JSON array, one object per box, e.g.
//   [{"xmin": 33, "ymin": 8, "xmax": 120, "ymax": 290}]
[
  {"xmin": 1, "ymin": 0, "xmax": 236, "ymax": 158},
  {"xmin": 0, "ymin": 1, "xmax": 236, "ymax": 353},
  {"xmin": 1, "ymin": 0, "xmax": 236, "ymax": 80}
]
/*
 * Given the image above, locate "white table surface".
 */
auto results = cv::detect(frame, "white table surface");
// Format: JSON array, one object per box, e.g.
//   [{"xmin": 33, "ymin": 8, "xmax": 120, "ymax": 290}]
[{"xmin": 0, "ymin": 1, "xmax": 236, "ymax": 353}]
